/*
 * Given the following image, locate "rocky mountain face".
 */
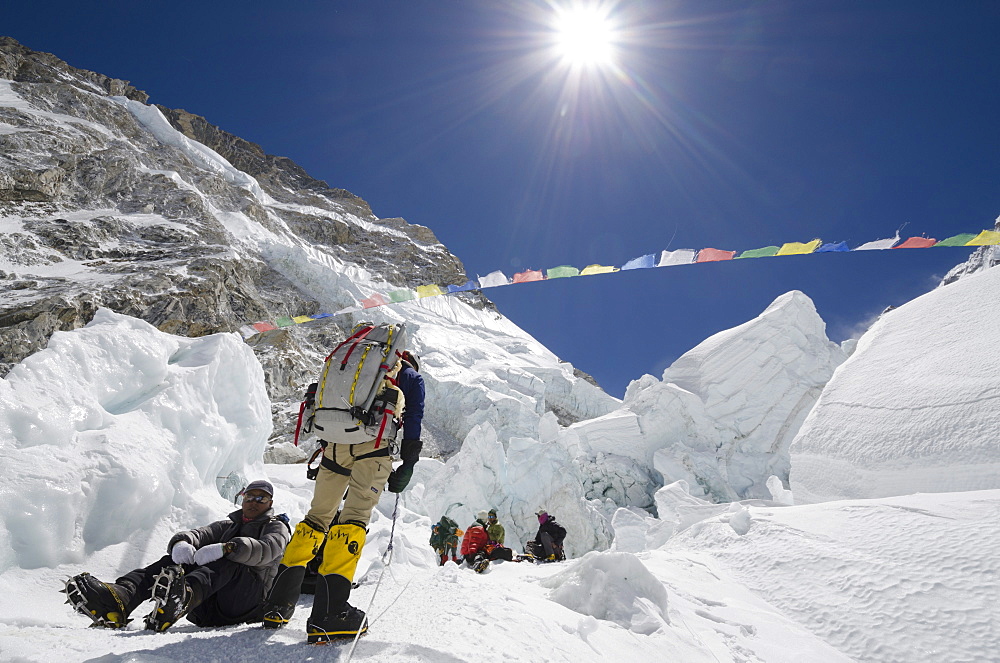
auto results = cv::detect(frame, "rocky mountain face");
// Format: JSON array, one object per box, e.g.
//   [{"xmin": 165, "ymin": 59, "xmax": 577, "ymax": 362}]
[{"xmin": 0, "ymin": 36, "xmax": 471, "ymax": 418}]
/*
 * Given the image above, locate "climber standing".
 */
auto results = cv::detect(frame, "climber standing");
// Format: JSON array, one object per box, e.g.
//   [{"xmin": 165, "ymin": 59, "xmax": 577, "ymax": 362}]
[{"xmin": 262, "ymin": 323, "xmax": 425, "ymax": 644}]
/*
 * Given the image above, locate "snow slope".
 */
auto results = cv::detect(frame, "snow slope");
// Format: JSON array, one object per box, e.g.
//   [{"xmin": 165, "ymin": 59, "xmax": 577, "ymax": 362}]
[
  {"xmin": 790, "ymin": 262, "xmax": 1000, "ymax": 500},
  {"xmin": 1, "ymin": 299, "xmax": 998, "ymax": 662}
]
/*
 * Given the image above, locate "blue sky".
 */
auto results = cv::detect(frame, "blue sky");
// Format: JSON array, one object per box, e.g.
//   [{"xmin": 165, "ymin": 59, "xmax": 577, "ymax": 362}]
[{"xmin": 5, "ymin": 1, "xmax": 999, "ymax": 397}]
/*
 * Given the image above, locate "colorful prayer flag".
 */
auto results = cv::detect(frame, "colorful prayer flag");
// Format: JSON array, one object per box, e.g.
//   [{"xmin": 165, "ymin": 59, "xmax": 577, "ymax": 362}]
[
  {"xmin": 546, "ymin": 265, "xmax": 580, "ymax": 279},
  {"xmin": 658, "ymin": 249, "xmax": 696, "ymax": 266},
  {"xmin": 310, "ymin": 313, "xmax": 333, "ymax": 320},
  {"xmin": 275, "ymin": 316, "xmax": 295, "ymax": 328},
  {"xmin": 816, "ymin": 241, "xmax": 850, "ymax": 253},
  {"xmin": 893, "ymin": 237, "xmax": 938, "ymax": 249},
  {"xmin": 581, "ymin": 264, "xmax": 619, "ymax": 275},
  {"xmin": 854, "ymin": 235, "xmax": 899, "ymax": 250},
  {"xmin": 512, "ymin": 269, "xmax": 545, "ymax": 283},
  {"xmin": 293, "ymin": 315, "xmax": 313, "ymax": 324},
  {"xmin": 416, "ymin": 285, "xmax": 445, "ymax": 298},
  {"xmin": 737, "ymin": 246, "xmax": 779, "ymax": 259},
  {"xmin": 478, "ymin": 271, "xmax": 510, "ymax": 288},
  {"xmin": 935, "ymin": 233, "xmax": 977, "ymax": 247},
  {"xmin": 389, "ymin": 289, "xmax": 415, "ymax": 303},
  {"xmin": 362, "ymin": 294, "xmax": 388, "ymax": 309},
  {"xmin": 776, "ymin": 239, "xmax": 822, "ymax": 256},
  {"xmin": 965, "ymin": 230, "xmax": 1000, "ymax": 246},
  {"xmin": 253, "ymin": 321, "xmax": 277, "ymax": 332},
  {"xmin": 622, "ymin": 254, "xmax": 656, "ymax": 270},
  {"xmin": 696, "ymin": 248, "xmax": 736, "ymax": 262},
  {"xmin": 447, "ymin": 280, "xmax": 480, "ymax": 293},
  {"xmin": 239, "ymin": 325, "xmax": 258, "ymax": 338}
]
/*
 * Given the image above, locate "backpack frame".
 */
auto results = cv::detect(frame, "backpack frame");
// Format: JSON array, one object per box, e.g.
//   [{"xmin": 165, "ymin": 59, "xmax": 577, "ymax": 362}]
[{"xmin": 302, "ymin": 321, "xmax": 408, "ymax": 448}]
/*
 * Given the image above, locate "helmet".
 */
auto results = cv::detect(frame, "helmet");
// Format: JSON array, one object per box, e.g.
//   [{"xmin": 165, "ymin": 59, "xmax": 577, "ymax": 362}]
[
  {"xmin": 400, "ymin": 350, "xmax": 420, "ymax": 372},
  {"xmin": 488, "ymin": 508, "xmax": 497, "ymax": 519},
  {"xmin": 476, "ymin": 510, "xmax": 489, "ymax": 522}
]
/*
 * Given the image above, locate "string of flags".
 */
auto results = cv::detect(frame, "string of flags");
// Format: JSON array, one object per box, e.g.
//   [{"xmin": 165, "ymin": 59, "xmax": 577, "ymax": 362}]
[{"xmin": 239, "ymin": 228, "xmax": 1000, "ymax": 339}]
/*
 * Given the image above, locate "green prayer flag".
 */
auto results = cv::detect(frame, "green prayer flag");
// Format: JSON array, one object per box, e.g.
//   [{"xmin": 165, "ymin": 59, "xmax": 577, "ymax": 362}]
[
  {"xmin": 737, "ymin": 246, "xmax": 779, "ymax": 259},
  {"xmin": 935, "ymin": 233, "xmax": 977, "ymax": 247},
  {"xmin": 546, "ymin": 265, "xmax": 580, "ymax": 279}
]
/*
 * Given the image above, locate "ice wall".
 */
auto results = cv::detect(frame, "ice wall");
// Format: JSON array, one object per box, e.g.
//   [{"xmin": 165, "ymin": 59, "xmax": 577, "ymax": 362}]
[
  {"xmin": 0, "ymin": 309, "xmax": 271, "ymax": 571},
  {"xmin": 571, "ymin": 291, "xmax": 844, "ymax": 502},
  {"xmin": 790, "ymin": 265, "xmax": 1000, "ymax": 500}
]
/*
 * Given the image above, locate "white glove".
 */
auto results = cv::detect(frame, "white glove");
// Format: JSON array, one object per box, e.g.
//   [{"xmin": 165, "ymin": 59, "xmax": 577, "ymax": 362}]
[
  {"xmin": 194, "ymin": 542, "xmax": 226, "ymax": 565},
  {"xmin": 170, "ymin": 541, "xmax": 197, "ymax": 565}
]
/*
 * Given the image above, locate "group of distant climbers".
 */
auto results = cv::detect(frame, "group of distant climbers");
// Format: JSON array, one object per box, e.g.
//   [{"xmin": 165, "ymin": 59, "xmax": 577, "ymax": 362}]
[
  {"xmin": 431, "ymin": 508, "xmax": 567, "ymax": 573},
  {"xmin": 60, "ymin": 322, "xmax": 568, "ymax": 647}
]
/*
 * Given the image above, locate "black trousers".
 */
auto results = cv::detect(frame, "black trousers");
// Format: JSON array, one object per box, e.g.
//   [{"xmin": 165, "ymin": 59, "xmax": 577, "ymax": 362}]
[{"xmin": 118, "ymin": 554, "xmax": 264, "ymax": 626}]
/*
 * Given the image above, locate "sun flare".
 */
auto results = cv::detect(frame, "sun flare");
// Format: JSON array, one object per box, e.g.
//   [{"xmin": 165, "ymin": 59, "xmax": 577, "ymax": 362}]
[{"xmin": 553, "ymin": 6, "xmax": 617, "ymax": 68}]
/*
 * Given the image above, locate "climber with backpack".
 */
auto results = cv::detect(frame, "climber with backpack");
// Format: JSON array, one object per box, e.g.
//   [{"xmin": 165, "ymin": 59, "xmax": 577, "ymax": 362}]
[
  {"xmin": 430, "ymin": 515, "xmax": 461, "ymax": 565},
  {"xmin": 460, "ymin": 511, "xmax": 492, "ymax": 573},
  {"xmin": 262, "ymin": 321, "xmax": 425, "ymax": 644}
]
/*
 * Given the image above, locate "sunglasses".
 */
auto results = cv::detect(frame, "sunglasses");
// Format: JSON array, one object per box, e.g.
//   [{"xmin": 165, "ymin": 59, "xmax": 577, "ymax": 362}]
[{"xmin": 243, "ymin": 494, "xmax": 271, "ymax": 504}]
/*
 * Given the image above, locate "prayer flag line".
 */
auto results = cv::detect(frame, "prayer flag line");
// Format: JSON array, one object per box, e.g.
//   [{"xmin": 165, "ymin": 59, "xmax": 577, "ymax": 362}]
[{"xmin": 240, "ymin": 228, "xmax": 1000, "ymax": 339}]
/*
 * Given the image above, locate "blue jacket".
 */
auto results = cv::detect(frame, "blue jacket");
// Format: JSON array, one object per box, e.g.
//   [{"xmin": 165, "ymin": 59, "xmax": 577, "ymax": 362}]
[{"xmin": 396, "ymin": 363, "xmax": 425, "ymax": 440}]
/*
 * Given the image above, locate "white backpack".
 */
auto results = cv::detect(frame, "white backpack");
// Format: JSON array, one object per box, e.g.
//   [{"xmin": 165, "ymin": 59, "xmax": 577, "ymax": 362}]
[{"xmin": 306, "ymin": 321, "xmax": 408, "ymax": 447}]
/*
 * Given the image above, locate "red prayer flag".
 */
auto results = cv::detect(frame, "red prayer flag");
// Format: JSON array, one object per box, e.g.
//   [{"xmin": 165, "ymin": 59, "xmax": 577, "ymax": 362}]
[
  {"xmin": 252, "ymin": 321, "xmax": 277, "ymax": 332},
  {"xmin": 361, "ymin": 294, "xmax": 388, "ymax": 309},
  {"xmin": 512, "ymin": 269, "xmax": 545, "ymax": 283},
  {"xmin": 696, "ymin": 248, "xmax": 737, "ymax": 263},
  {"xmin": 893, "ymin": 237, "xmax": 938, "ymax": 249}
]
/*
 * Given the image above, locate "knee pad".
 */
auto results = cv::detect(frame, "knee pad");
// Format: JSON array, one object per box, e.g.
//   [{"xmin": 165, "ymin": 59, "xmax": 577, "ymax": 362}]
[
  {"xmin": 280, "ymin": 521, "xmax": 326, "ymax": 567},
  {"xmin": 317, "ymin": 523, "xmax": 367, "ymax": 581}
]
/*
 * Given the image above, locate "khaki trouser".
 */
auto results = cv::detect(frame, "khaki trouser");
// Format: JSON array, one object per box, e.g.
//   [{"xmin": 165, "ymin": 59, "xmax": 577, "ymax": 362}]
[{"xmin": 303, "ymin": 439, "xmax": 393, "ymax": 531}]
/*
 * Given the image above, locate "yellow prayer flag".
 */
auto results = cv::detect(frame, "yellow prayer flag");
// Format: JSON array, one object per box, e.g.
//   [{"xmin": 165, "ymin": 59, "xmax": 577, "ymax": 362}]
[
  {"xmin": 965, "ymin": 230, "xmax": 1000, "ymax": 246},
  {"xmin": 775, "ymin": 239, "xmax": 822, "ymax": 256},
  {"xmin": 580, "ymin": 264, "xmax": 619, "ymax": 276},
  {"xmin": 293, "ymin": 316, "xmax": 313, "ymax": 324},
  {"xmin": 415, "ymin": 284, "xmax": 445, "ymax": 298}
]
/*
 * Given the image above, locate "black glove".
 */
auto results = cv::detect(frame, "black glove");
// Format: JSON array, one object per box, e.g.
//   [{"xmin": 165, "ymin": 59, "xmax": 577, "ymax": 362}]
[{"xmin": 387, "ymin": 438, "xmax": 422, "ymax": 493}]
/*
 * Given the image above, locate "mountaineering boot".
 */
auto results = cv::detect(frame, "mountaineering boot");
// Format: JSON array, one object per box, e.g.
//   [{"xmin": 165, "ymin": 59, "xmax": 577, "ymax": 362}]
[
  {"xmin": 144, "ymin": 565, "xmax": 197, "ymax": 632},
  {"xmin": 306, "ymin": 522, "xmax": 368, "ymax": 643},
  {"xmin": 63, "ymin": 573, "xmax": 135, "ymax": 628},
  {"xmin": 261, "ymin": 564, "xmax": 306, "ymax": 629},
  {"xmin": 306, "ymin": 573, "xmax": 367, "ymax": 644},
  {"xmin": 473, "ymin": 553, "xmax": 490, "ymax": 574},
  {"xmin": 261, "ymin": 521, "xmax": 325, "ymax": 629}
]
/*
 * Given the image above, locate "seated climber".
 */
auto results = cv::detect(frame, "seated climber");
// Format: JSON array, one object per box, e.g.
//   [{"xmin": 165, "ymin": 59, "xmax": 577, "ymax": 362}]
[
  {"xmin": 525, "ymin": 509, "xmax": 566, "ymax": 562},
  {"xmin": 460, "ymin": 511, "xmax": 492, "ymax": 572},
  {"xmin": 63, "ymin": 480, "xmax": 290, "ymax": 631},
  {"xmin": 484, "ymin": 508, "xmax": 514, "ymax": 562}
]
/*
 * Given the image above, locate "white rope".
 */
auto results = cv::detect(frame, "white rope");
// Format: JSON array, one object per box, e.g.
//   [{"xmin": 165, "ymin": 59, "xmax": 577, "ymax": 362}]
[{"xmin": 340, "ymin": 493, "xmax": 400, "ymax": 663}]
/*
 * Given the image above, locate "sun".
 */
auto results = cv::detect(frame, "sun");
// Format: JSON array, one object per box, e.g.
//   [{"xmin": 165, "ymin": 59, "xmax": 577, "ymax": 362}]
[{"xmin": 552, "ymin": 5, "xmax": 618, "ymax": 69}]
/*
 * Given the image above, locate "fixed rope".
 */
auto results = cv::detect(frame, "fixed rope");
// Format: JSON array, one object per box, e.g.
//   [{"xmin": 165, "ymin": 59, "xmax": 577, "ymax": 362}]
[{"xmin": 341, "ymin": 492, "xmax": 401, "ymax": 663}]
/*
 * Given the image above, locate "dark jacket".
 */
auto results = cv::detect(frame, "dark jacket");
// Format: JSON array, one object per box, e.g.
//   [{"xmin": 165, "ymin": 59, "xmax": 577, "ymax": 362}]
[
  {"xmin": 396, "ymin": 363, "xmax": 425, "ymax": 440},
  {"xmin": 535, "ymin": 516, "xmax": 566, "ymax": 546},
  {"xmin": 167, "ymin": 508, "xmax": 291, "ymax": 594}
]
